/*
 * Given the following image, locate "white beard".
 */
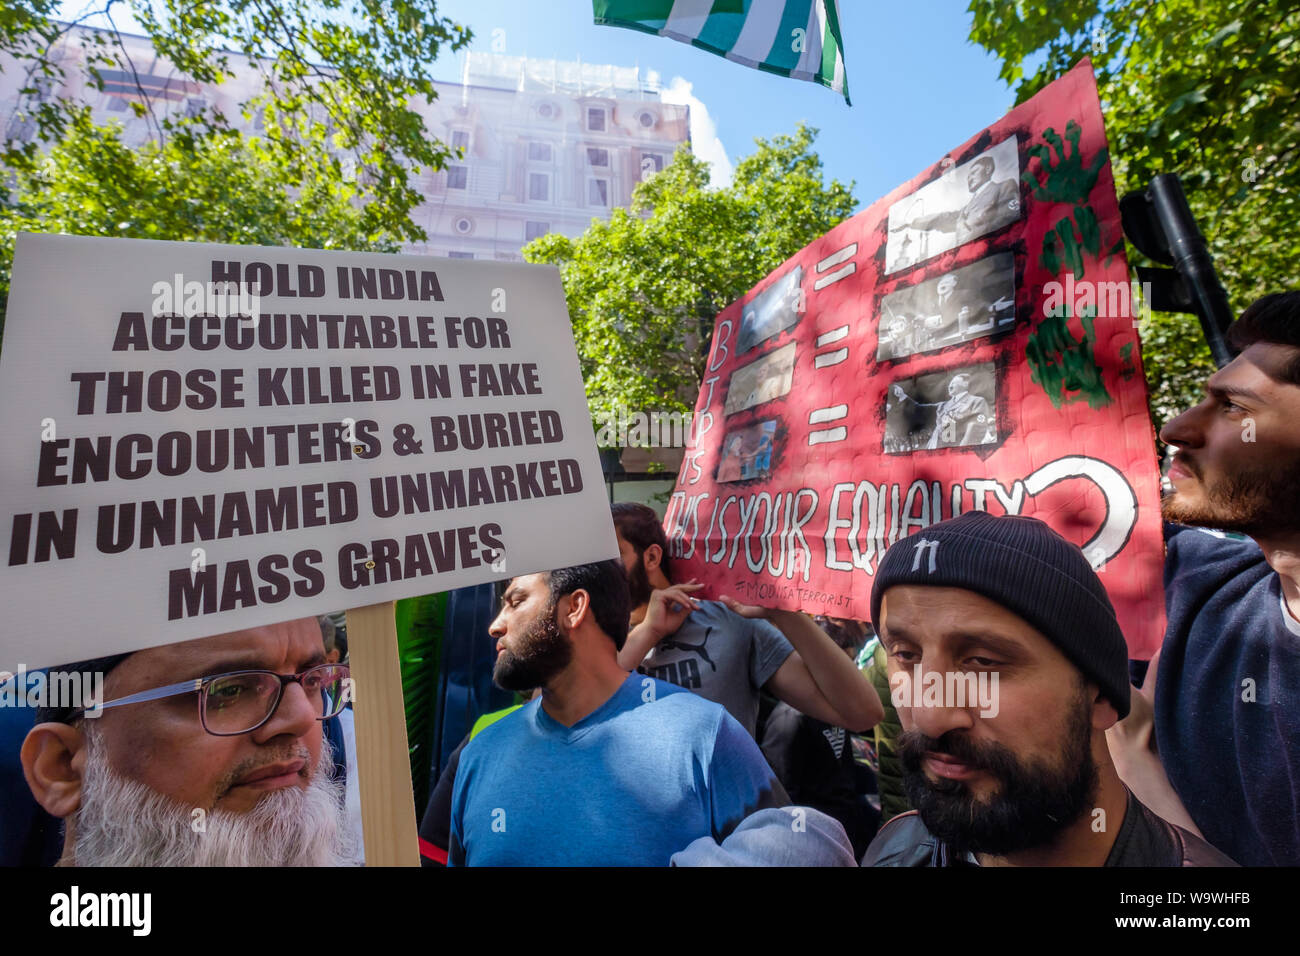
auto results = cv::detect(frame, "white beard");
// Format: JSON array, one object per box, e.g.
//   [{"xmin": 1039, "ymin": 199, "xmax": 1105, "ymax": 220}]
[{"xmin": 71, "ymin": 725, "xmax": 357, "ymax": 867}]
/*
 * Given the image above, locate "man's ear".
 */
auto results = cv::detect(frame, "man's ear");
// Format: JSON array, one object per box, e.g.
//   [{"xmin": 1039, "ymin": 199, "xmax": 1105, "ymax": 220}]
[
  {"xmin": 643, "ymin": 543, "xmax": 663, "ymax": 575},
  {"xmin": 558, "ymin": 589, "xmax": 592, "ymax": 632},
  {"xmin": 1089, "ymin": 683, "xmax": 1120, "ymax": 732},
  {"xmin": 21, "ymin": 722, "xmax": 88, "ymax": 819}
]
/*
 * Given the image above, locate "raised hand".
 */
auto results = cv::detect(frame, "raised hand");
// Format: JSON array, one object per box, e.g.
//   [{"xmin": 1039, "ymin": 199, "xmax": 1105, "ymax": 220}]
[{"xmin": 642, "ymin": 580, "xmax": 705, "ymax": 639}]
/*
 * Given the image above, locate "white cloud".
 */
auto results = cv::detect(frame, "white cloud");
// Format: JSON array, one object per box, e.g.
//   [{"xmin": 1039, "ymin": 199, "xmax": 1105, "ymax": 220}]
[{"xmin": 660, "ymin": 76, "xmax": 733, "ymax": 187}]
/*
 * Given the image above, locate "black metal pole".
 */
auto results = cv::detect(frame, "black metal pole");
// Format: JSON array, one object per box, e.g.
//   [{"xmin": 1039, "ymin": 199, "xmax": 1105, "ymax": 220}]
[{"xmin": 1146, "ymin": 174, "xmax": 1235, "ymax": 366}]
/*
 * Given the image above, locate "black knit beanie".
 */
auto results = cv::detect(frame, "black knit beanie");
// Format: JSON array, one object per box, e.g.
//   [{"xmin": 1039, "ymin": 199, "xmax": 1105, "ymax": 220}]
[{"xmin": 869, "ymin": 511, "xmax": 1131, "ymax": 718}]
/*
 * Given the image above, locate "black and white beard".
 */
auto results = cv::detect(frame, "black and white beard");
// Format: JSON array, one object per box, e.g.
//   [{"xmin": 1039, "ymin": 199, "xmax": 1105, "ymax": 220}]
[{"xmin": 71, "ymin": 724, "xmax": 356, "ymax": 867}]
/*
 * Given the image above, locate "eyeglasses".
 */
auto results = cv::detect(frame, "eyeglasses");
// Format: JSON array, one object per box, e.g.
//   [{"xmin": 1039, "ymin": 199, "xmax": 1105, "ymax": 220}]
[{"xmin": 93, "ymin": 664, "xmax": 351, "ymax": 736}]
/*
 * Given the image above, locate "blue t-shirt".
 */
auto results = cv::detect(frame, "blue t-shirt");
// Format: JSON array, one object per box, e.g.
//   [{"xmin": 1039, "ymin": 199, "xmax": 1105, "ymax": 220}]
[
  {"xmin": 449, "ymin": 672, "xmax": 785, "ymax": 866},
  {"xmin": 1156, "ymin": 524, "xmax": 1300, "ymax": 866}
]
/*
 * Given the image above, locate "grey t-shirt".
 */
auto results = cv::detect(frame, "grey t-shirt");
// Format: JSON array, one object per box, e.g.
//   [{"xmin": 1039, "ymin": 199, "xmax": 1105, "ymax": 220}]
[{"xmin": 636, "ymin": 601, "xmax": 794, "ymax": 738}]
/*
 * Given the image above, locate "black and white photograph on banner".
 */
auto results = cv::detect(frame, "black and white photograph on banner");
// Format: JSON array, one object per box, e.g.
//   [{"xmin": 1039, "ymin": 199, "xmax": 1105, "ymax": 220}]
[
  {"xmin": 736, "ymin": 265, "xmax": 804, "ymax": 354},
  {"xmin": 885, "ymin": 136, "xmax": 1022, "ymax": 274},
  {"xmin": 884, "ymin": 361, "xmax": 999, "ymax": 453},
  {"xmin": 724, "ymin": 342, "xmax": 797, "ymax": 415},
  {"xmin": 877, "ymin": 251, "xmax": 1017, "ymax": 361}
]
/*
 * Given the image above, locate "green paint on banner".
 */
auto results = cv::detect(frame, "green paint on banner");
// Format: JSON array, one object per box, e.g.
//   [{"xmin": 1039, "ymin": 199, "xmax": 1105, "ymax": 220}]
[
  {"xmin": 1119, "ymin": 342, "xmax": 1136, "ymax": 381},
  {"xmin": 1022, "ymin": 117, "xmax": 1117, "ymax": 409},
  {"xmin": 1023, "ymin": 119, "xmax": 1110, "ymax": 277},
  {"xmin": 1023, "ymin": 121, "xmax": 1108, "ymax": 206},
  {"xmin": 1026, "ymin": 305, "xmax": 1112, "ymax": 410}
]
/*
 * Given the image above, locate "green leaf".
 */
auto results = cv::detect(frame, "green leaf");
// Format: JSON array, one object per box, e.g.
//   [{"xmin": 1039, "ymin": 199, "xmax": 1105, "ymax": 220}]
[
  {"xmin": 0, "ymin": 2, "xmax": 473, "ymax": 341},
  {"xmin": 969, "ymin": 0, "xmax": 1300, "ymax": 431}
]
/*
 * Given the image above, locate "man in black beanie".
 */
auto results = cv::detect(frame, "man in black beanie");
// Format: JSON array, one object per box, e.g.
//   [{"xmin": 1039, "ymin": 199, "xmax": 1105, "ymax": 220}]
[{"xmin": 862, "ymin": 511, "xmax": 1233, "ymax": 867}]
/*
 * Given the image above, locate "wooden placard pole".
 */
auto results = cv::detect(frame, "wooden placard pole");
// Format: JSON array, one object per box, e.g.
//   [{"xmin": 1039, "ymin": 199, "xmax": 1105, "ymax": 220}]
[{"xmin": 346, "ymin": 601, "xmax": 419, "ymax": 867}]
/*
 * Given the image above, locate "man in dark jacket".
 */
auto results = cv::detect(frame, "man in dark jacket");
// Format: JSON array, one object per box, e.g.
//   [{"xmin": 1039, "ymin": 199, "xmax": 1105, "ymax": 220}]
[
  {"xmin": 760, "ymin": 617, "xmax": 878, "ymax": 857},
  {"xmin": 861, "ymin": 512, "xmax": 1234, "ymax": 867},
  {"xmin": 1108, "ymin": 292, "xmax": 1300, "ymax": 865}
]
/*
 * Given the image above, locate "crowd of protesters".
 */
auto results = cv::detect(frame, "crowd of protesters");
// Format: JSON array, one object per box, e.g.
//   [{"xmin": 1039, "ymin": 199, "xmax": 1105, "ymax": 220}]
[{"xmin": 3, "ymin": 291, "xmax": 1298, "ymax": 867}]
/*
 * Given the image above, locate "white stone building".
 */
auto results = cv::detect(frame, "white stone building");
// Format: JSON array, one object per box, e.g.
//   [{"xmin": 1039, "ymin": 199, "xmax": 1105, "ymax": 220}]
[
  {"xmin": 0, "ymin": 31, "xmax": 691, "ymax": 260},
  {"xmin": 411, "ymin": 53, "xmax": 691, "ymax": 261}
]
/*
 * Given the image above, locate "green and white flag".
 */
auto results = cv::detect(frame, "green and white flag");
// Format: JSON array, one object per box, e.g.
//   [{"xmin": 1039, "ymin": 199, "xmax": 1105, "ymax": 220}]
[{"xmin": 592, "ymin": 0, "xmax": 850, "ymax": 104}]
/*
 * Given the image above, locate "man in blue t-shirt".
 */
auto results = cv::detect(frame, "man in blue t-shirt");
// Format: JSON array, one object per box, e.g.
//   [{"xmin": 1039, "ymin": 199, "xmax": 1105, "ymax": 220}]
[
  {"xmin": 449, "ymin": 559, "xmax": 788, "ymax": 866},
  {"xmin": 1109, "ymin": 292, "xmax": 1300, "ymax": 866}
]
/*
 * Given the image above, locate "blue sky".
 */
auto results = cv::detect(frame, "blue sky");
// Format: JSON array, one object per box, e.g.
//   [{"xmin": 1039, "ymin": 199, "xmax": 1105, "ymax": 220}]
[{"xmin": 427, "ymin": 1, "xmax": 1019, "ymax": 212}]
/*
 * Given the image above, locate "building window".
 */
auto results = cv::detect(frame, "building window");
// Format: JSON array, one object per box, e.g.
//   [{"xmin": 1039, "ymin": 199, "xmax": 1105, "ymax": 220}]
[
  {"xmin": 529, "ymin": 172, "xmax": 550, "ymax": 202},
  {"xmin": 537, "ymin": 102, "xmax": 556, "ymax": 120},
  {"xmin": 451, "ymin": 130, "xmax": 469, "ymax": 151},
  {"xmin": 586, "ymin": 147, "xmax": 609, "ymax": 167},
  {"xmin": 528, "ymin": 142, "xmax": 553, "ymax": 162},
  {"xmin": 446, "ymin": 165, "xmax": 468, "ymax": 189},
  {"xmin": 525, "ymin": 221, "xmax": 550, "ymax": 242},
  {"xmin": 640, "ymin": 153, "xmax": 665, "ymax": 179},
  {"xmin": 586, "ymin": 107, "xmax": 606, "ymax": 132},
  {"xmin": 448, "ymin": 251, "xmax": 474, "ymax": 259},
  {"xmin": 637, "ymin": 109, "xmax": 657, "ymax": 129},
  {"xmin": 589, "ymin": 178, "xmax": 609, "ymax": 207}
]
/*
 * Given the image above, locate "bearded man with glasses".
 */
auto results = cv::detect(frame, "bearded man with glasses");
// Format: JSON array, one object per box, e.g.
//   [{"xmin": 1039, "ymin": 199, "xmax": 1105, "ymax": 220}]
[{"xmin": 18, "ymin": 616, "xmax": 356, "ymax": 866}]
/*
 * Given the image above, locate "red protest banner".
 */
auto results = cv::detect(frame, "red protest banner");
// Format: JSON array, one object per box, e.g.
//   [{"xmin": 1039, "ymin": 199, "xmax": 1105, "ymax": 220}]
[{"xmin": 665, "ymin": 60, "xmax": 1165, "ymax": 659}]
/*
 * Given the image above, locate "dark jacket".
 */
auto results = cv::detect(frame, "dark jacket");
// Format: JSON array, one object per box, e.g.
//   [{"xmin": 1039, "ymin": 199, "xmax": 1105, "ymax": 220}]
[
  {"xmin": 759, "ymin": 702, "xmax": 876, "ymax": 858},
  {"xmin": 862, "ymin": 789, "xmax": 1237, "ymax": 867},
  {"xmin": 1157, "ymin": 524, "xmax": 1300, "ymax": 865}
]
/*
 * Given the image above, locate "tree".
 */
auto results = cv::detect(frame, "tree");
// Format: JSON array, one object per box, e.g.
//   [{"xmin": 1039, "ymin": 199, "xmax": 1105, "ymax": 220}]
[
  {"xmin": 0, "ymin": 110, "xmax": 397, "ymax": 319},
  {"xmin": 0, "ymin": 1, "xmax": 472, "ymax": 335},
  {"xmin": 968, "ymin": 0, "xmax": 1300, "ymax": 424},
  {"xmin": 524, "ymin": 123, "xmax": 856, "ymax": 424}
]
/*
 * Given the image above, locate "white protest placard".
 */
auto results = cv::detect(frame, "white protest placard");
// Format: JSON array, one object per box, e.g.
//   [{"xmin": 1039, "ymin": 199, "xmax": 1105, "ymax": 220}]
[{"xmin": 0, "ymin": 233, "xmax": 616, "ymax": 671}]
